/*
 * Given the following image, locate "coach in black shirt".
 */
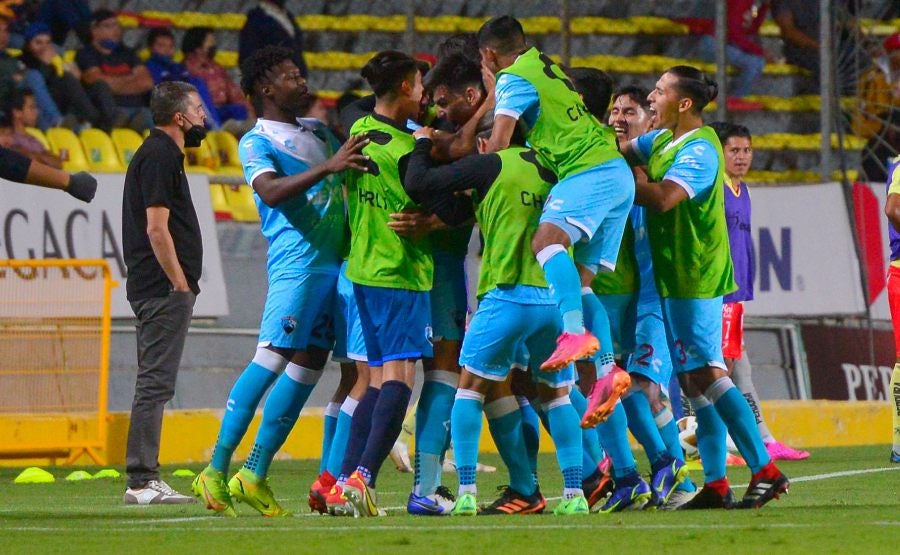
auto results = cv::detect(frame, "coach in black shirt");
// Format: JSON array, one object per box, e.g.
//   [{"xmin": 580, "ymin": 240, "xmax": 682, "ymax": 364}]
[{"xmin": 121, "ymin": 81, "xmax": 206, "ymax": 505}]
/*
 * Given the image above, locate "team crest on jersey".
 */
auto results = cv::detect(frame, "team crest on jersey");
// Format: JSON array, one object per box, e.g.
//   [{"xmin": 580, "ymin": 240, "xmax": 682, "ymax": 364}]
[
  {"xmin": 281, "ymin": 316, "xmax": 297, "ymax": 335},
  {"xmin": 425, "ymin": 325, "xmax": 433, "ymax": 346}
]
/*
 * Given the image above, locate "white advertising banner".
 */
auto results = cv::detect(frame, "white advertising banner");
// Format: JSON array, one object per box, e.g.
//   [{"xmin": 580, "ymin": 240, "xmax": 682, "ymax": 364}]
[
  {"xmin": 744, "ymin": 182, "xmax": 866, "ymax": 317},
  {"xmin": 0, "ymin": 173, "xmax": 229, "ymax": 318}
]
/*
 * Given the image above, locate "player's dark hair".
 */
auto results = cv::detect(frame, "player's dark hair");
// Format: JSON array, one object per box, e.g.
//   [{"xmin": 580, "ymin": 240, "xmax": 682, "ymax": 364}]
[
  {"xmin": 477, "ymin": 15, "xmax": 526, "ymax": 56},
  {"xmin": 360, "ymin": 50, "xmax": 418, "ymax": 98},
  {"xmin": 146, "ymin": 27, "xmax": 174, "ymax": 49},
  {"xmin": 424, "ymin": 53, "xmax": 483, "ymax": 93},
  {"xmin": 612, "ymin": 85, "xmax": 651, "ymax": 112},
  {"xmin": 666, "ymin": 65, "xmax": 718, "ymax": 113},
  {"xmin": 710, "ymin": 121, "xmax": 752, "ymax": 145},
  {"xmin": 239, "ymin": 45, "xmax": 295, "ymax": 97},
  {"xmin": 438, "ymin": 33, "xmax": 480, "ymax": 63},
  {"xmin": 181, "ymin": 26, "xmax": 212, "ymax": 56},
  {"xmin": 566, "ymin": 67, "xmax": 614, "ymax": 119},
  {"xmin": 150, "ymin": 81, "xmax": 198, "ymax": 125}
]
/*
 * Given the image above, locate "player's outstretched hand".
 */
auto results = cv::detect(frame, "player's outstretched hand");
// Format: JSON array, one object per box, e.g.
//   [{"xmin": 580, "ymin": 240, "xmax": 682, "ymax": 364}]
[
  {"xmin": 66, "ymin": 171, "xmax": 97, "ymax": 203},
  {"xmin": 326, "ymin": 134, "xmax": 370, "ymax": 173}
]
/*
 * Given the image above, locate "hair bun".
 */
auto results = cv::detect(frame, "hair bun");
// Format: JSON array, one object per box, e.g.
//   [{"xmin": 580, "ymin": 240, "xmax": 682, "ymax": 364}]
[{"xmin": 705, "ymin": 77, "xmax": 719, "ymax": 103}]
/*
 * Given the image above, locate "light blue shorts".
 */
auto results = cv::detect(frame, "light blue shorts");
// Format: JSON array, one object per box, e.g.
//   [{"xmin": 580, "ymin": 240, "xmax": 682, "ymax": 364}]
[
  {"xmin": 660, "ymin": 296, "xmax": 726, "ymax": 374},
  {"xmin": 430, "ymin": 250, "xmax": 468, "ymax": 342},
  {"xmin": 540, "ymin": 157, "xmax": 635, "ymax": 270},
  {"xmin": 460, "ymin": 293, "xmax": 575, "ymax": 389},
  {"xmin": 332, "ymin": 263, "xmax": 367, "ymax": 362},
  {"xmin": 627, "ymin": 298, "xmax": 674, "ymax": 386},
  {"xmin": 353, "ymin": 283, "xmax": 433, "ymax": 367},
  {"xmin": 258, "ymin": 272, "xmax": 337, "ymax": 351},
  {"xmin": 597, "ymin": 293, "xmax": 637, "ymax": 357}
]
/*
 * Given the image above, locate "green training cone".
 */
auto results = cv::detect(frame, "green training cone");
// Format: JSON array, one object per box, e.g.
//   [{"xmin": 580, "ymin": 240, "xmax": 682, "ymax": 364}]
[
  {"xmin": 93, "ymin": 469, "xmax": 121, "ymax": 479},
  {"xmin": 172, "ymin": 469, "xmax": 195, "ymax": 477},
  {"xmin": 65, "ymin": 470, "xmax": 93, "ymax": 481},
  {"xmin": 14, "ymin": 467, "xmax": 55, "ymax": 484}
]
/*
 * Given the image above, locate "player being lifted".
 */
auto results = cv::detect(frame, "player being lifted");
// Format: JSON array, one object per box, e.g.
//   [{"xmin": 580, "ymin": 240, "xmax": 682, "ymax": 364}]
[
  {"xmin": 621, "ymin": 66, "xmax": 789, "ymax": 509},
  {"xmin": 192, "ymin": 46, "xmax": 368, "ymax": 516},
  {"xmin": 477, "ymin": 15, "xmax": 635, "ymax": 431}
]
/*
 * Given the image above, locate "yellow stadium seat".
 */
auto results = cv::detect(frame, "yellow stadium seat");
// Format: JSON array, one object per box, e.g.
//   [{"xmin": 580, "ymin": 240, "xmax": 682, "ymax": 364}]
[
  {"xmin": 45, "ymin": 127, "xmax": 90, "ymax": 172},
  {"xmin": 24, "ymin": 127, "xmax": 50, "ymax": 150},
  {"xmin": 208, "ymin": 184, "xmax": 234, "ymax": 221},
  {"xmin": 207, "ymin": 130, "xmax": 244, "ymax": 180},
  {"xmin": 184, "ymin": 139, "xmax": 218, "ymax": 174},
  {"xmin": 79, "ymin": 129, "xmax": 125, "ymax": 172},
  {"xmin": 222, "ymin": 184, "xmax": 259, "ymax": 222},
  {"xmin": 110, "ymin": 128, "xmax": 145, "ymax": 166}
]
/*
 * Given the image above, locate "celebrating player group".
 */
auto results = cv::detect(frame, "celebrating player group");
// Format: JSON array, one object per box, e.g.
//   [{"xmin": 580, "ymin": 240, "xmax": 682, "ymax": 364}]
[{"xmin": 190, "ymin": 15, "xmax": 792, "ymax": 518}]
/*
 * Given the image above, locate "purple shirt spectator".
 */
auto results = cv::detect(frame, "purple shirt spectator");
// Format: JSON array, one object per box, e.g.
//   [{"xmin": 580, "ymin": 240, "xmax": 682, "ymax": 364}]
[{"xmin": 724, "ymin": 179, "xmax": 755, "ymax": 303}]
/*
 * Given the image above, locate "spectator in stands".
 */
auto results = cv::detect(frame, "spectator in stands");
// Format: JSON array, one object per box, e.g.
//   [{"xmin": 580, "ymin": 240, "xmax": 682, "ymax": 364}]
[
  {"xmin": 698, "ymin": 0, "xmax": 772, "ymax": 111},
  {"xmin": 36, "ymin": 0, "xmax": 91, "ymax": 47},
  {"xmin": 238, "ymin": 0, "xmax": 307, "ymax": 77},
  {"xmin": 0, "ymin": 87, "xmax": 61, "ymax": 167},
  {"xmin": 144, "ymin": 27, "xmax": 219, "ymax": 127},
  {"xmin": 19, "ymin": 22, "xmax": 109, "ymax": 130},
  {"xmin": 182, "ymin": 26, "xmax": 252, "ymax": 132},
  {"xmin": 75, "ymin": 8, "xmax": 153, "ymax": 132},
  {"xmin": 773, "ymin": 0, "xmax": 859, "ymax": 94},
  {"xmin": 0, "ymin": 16, "xmax": 24, "ymax": 108},
  {"xmin": 855, "ymin": 33, "xmax": 900, "ymax": 182}
]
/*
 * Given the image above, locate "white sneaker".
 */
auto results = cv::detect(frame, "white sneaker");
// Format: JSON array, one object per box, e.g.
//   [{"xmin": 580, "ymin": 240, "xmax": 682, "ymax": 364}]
[
  {"xmin": 433, "ymin": 486, "xmax": 456, "ymax": 513},
  {"xmin": 389, "ymin": 441, "xmax": 413, "ymax": 473},
  {"xmin": 660, "ymin": 488, "xmax": 697, "ymax": 511},
  {"xmin": 123, "ymin": 479, "xmax": 196, "ymax": 505}
]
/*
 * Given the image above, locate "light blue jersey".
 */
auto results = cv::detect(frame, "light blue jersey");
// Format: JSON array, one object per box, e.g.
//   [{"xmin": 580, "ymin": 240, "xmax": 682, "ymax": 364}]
[
  {"xmin": 632, "ymin": 129, "xmax": 719, "ymax": 201},
  {"xmin": 495, "ymin": 73, "xmax": 540, "ymax": 131},
  {"xmin": 239, "ymin": 118, "xmax": 346, "ymax": 279}
]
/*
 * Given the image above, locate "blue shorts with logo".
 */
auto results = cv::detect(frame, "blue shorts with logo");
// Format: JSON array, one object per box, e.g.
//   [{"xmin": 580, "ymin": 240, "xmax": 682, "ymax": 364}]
[
  {"xmin": 353, "ymin": 283, "xmax": 433, "ymax": 367},
  {"xmin": 660, "ymin": 296, "xmax": 726, "ymax": 374},
  {"xmin": 627, "ymin": 297, "xmax": 674, "ymax": 386},
  {"xmin": 332, "ymin": 263, "xmax": 367, "ymax": 362},
  {"xmin": 431, "ymin": 250, "xmax": 468, "ymax": 342},
  {"xmin": 460, "ymin": 291, "xmax": 575, "ymax": 389},
  {"xmin": 540, "ymin": 157, "xmax": 635, "ymax": 270},
  {"xmin": 258, "ymin": 272, "xmax": 337, "ymax": 351}
]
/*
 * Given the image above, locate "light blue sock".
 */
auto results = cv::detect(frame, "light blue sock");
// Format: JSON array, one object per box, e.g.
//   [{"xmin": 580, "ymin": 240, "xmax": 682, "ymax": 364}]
[
  {"xmin": 622, "ymin": 389, "xmax": 668, "ymax": 466},
  {"xmin": 414, "ymin": 371, "xmax": 458, "ymax": 497},
  {"xmin": 450, "ymin": 390, "xmax": 483, "ymax": 490},
  {"xmin": 691, "ymin": 396, "xmax": 728, "ymax": 483},
  {"xmin": 595, "ymin": 401, "xmax": 637, "ymax": 479},
  {"xmin": 211, "ymin": 351, "xmax": 283, "ymax": 473},
  {"xmin": 319, "ymin": 402, "xmax": 340, "ymax": 474},
  {"xmin": 486, "ymin": 396, "xmax": 536, "ymax": 496},
  {"xmin": 326, "ymin": 396, "xmax": 358, "ymax": 477},
  {"xmin": 243, "ymin": 363, "xmax": 320, "ymax": 477},
  {"xmin": 583, "ymin": 289, "xmax": 615, "ymax": 368},
  {"xmin": 568, "ymin": 387, "xmax": 603, "ymax": 472},
  {"xmin": 545, "ymin": 397, "xmax": 584, "ymax": 491},
  {"xmin": 655, "ymin": 406, "xmax": 696, "ymax": 492},
  {"xmin": 517, "ymin": 397, "xmax": 541, "ymax": 479},
  {"xmin": 537, "ymin": 246, "xmax": 584, "ymax": 334},
  {"xmin": 707, "ymin": 377, "xmax": 771, "ymax": 473}
]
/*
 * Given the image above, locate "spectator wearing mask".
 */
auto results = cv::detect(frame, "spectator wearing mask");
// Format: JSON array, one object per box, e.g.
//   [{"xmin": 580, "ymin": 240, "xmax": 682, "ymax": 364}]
[
  {"xmin": 238, "ymin": 1, "xmax": 308, "ymax": 77},
  {"xmin": 144, "ymin": 27, "xmax": 218, "ymax": 126},
  {"xmin": 182, "ymin": 26, "xmax": 252, "ymax": 130},
  {"xmin": 75, "ymin": 8, "xmax": 153, "ymax": 132},
  {"xmin": 19, "ymin": 22, "xmax": 109, "ymax": 130}
]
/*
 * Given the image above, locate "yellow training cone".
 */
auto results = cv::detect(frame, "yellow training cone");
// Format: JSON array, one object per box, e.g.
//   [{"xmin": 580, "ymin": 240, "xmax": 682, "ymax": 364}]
[{"xmin": 14, "ymin": 467, "xmax": 55, "ymax": 484}]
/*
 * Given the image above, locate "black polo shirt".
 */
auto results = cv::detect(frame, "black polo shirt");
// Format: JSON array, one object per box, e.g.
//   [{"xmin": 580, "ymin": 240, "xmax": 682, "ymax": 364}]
[{"xmin": 122, "ymin": 128, "xmax": 203, "ymax": 301}]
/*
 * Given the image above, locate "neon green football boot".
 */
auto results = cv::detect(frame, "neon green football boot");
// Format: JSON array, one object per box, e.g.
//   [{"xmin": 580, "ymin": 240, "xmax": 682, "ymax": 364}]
[
  {"xmin": 192, "ymin": 465, "xmax": 236, "ymax": 517},
  {"xmin": 553, "ymin": 494, "xmax": 589, "ymax": 516},
  {"xmin": 451, "ymin": 492, "xmax": 478, "ymax": 516},
  {"xmin": 228, "ymin": 468, "xmax": 290, "ymax": 517}
]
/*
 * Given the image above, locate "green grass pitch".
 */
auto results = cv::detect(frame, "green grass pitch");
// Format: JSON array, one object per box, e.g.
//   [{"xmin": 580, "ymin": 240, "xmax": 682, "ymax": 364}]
[{"xmin": 2, "ymin": 445, "xmax": 898, "ymax": 554}]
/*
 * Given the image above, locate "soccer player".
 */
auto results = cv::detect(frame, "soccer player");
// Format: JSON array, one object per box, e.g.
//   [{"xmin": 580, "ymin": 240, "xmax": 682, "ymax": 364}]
[
  {"xmin": 191, "ymin": 46, "xmax": 368, "ymax": 516},
  {"xmin": 405, "ymin": 126, "xmax": 588, "ymax": 515},
  {"xmin": 622, "ymin": 66, "xmax": 789, "ymax": 509},
  {"xmin": 340, "ymin": 50, "xmax": 469, "ymax": 518},
  {"xmin": 712, "ymin": 121, "xmax": 810, "ymax": 462},
  {"xmin": 477, "ymin": 17, "xmax": 635, "ymax": 421},
  {"xmin": 880, "ymin": 155, "xmax": 900, "ymax": 464}
]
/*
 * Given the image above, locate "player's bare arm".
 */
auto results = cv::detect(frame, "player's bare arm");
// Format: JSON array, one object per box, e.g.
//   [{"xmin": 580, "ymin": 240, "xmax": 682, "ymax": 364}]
[{"xmin": 252, "ymin": 134, "xmax": 369, "ymax": 207}]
